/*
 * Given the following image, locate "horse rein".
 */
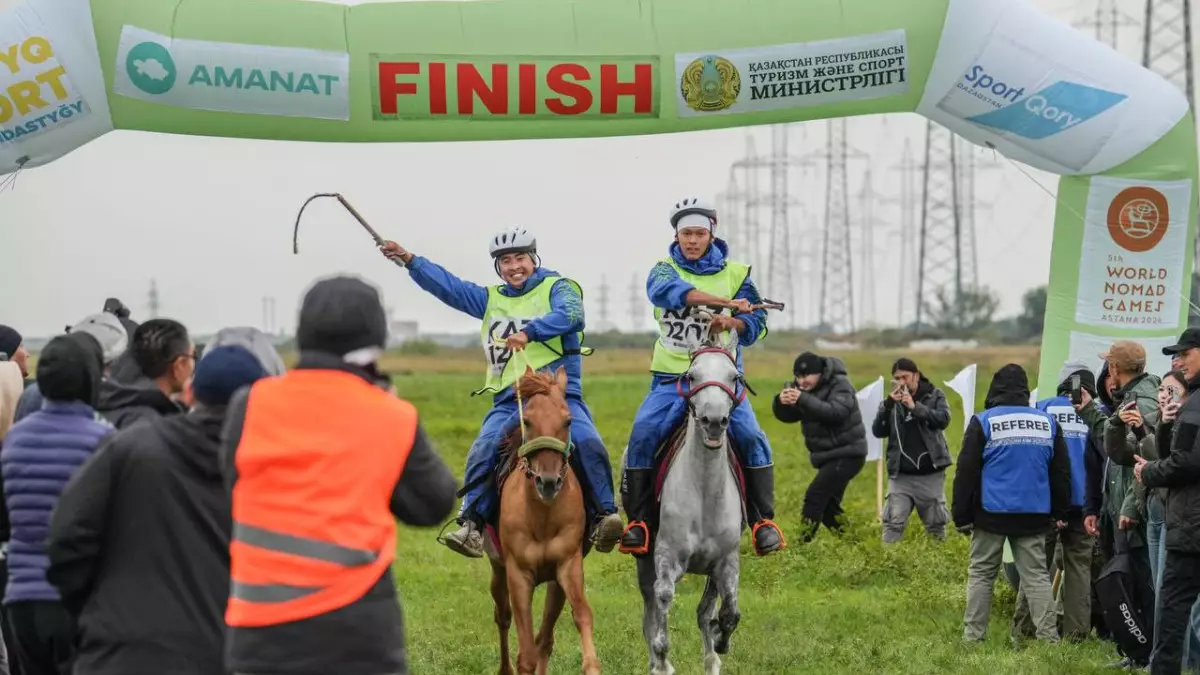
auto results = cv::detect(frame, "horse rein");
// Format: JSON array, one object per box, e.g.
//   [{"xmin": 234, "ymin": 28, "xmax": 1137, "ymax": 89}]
[{"xmin": 511, "ymin": 349, "xmax": 572, "ymax": 482}]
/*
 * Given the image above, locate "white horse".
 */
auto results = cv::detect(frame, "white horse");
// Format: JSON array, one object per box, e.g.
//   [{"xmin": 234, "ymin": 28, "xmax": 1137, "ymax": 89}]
[{"xmin": 622, "ymin": 325, "xmax": 746, "ymax": 675}]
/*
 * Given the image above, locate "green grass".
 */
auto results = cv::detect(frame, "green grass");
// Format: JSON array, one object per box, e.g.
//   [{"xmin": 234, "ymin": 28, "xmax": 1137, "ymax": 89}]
[{"xmin": 385, "ymin": 348, "xmax": 1120, "ymax": 674}]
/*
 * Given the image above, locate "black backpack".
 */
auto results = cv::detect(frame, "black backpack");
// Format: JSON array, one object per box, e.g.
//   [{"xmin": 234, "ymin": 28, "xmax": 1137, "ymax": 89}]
[{"xmin": 1094, "ymin": 551, "xmax": 1153, "ymax": 662}]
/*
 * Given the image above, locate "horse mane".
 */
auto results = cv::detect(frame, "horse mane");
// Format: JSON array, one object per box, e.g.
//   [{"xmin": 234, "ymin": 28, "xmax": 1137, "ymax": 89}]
[
  {"xmin": 497, "ymin": 370, "xmax": 562, "ymax": 458},
  {"xmin": 515, "ymin": 370, "xmax": 559, "ymax": 400}
]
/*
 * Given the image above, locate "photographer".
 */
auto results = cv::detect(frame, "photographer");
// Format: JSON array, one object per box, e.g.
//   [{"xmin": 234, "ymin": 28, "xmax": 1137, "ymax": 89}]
[
  {"xmin": 773, "ymin": 351, "xmax": 867, "ymax": 542},
  {"xmin": 871, "ymin": 358, "xmax": 953, "ymax": 543}
]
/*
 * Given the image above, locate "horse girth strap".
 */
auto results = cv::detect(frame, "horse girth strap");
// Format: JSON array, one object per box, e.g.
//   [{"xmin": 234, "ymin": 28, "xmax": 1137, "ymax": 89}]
[{"xmin": 518, "ymin": 436, "xmax": 571, "ymax": 459}]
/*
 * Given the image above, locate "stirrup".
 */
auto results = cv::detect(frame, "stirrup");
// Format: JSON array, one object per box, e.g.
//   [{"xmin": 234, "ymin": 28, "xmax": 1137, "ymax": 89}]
[
  {"xmin": 619, "ymin": 521, "xmax": 650, "ymax": 555},
  {"xmin": 751, "ymin": 519, "xmax": 786, "ymax": 556}
]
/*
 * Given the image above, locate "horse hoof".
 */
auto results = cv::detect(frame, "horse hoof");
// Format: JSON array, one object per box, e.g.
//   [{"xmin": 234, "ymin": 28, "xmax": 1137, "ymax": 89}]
[{"xmin": 704, "ymin": 653, "xmax": 721, "ymax": 675}]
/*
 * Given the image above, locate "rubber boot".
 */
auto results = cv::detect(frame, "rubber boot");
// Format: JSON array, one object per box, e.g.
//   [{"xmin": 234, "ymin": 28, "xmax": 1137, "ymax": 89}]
[
  {"xmin": 619, "ymin": 468, "xmax": 655, "ymax": 556},
  {"xmin": 744, "ymin": 466, "xmax": 785, "ymax": 556}
]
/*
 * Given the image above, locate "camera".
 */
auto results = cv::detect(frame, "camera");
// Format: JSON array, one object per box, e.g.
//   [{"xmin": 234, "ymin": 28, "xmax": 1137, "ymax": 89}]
[
  {"xmin": 1069, "ymin": 374, "xmax": 1082, "ymax": 405},
  {"xmin": 103, "ymin": 297, "xmax": 131, "ymax": 319}
]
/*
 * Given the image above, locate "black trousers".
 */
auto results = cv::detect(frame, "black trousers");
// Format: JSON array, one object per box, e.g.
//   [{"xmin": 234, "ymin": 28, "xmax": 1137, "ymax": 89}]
[
  {"xmin": 1151, "ymin": 550, "xmax": 1200, "ymax": 675},
  {"xmin": 5, "ymin": 602, "xmax": 73, "ymax": 675},
  {"xmin": 0, "ymin": 559, "xmax": 20, "ymax": 675},
  {"xmin": 802, "ymin": 456, "xmax": 865, "ymax": 539}
]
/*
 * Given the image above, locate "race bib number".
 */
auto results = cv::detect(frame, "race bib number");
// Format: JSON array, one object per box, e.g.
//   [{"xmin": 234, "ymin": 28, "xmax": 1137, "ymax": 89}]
[
  {"xmin": 484, "ymin": 316, "xmax": 534, "ymax": 377},
  {"xmin": 658, "ymin": 306, "xmax": 731, "ymax": 352}
]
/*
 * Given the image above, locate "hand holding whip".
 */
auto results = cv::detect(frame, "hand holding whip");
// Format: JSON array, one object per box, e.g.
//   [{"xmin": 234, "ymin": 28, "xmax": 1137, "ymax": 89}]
[{"xmin": 292, "ymin": 192, "xmax": 406, "ymax": 267}]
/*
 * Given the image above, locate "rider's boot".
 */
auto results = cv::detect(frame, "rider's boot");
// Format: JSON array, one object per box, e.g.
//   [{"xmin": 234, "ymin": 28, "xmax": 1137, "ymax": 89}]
[
  {"xmin": 443, "ymin": 516, "xmax": 485, "ymax": 559},
  {"xmin": 618, "ymin": 468, "xmax": 655, "ymax": 556},
  {"xmin": 591, "ymin": 512, "xmax": 626, "ymax": 553},
  {"xmin": 744, "ymin": 465, "xmax": 785, "ymax": 556}
]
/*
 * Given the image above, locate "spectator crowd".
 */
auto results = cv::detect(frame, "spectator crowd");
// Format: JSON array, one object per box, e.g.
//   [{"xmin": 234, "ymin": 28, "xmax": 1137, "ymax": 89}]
[
  {"xmin": 1, "ymin": 277, "xmax": 1199, "ymax": 674},
  {"xmin": 0, "ymin": 278, "xmax": 458, "ymax": 675},
  {"xmin": 770, "ymin": 330, "xmax": 1200, "ymax": 674}
]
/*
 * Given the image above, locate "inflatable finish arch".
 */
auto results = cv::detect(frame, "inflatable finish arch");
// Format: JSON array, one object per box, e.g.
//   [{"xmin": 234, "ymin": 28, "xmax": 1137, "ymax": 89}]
[{"xmin": 1, "ymin": 0, "xmax": 1195, "ymax": 391}]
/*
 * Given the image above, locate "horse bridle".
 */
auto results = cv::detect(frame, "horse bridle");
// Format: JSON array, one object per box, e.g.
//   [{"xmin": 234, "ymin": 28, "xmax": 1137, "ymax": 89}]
[
  {"xmin": 675, "ymin": 347, "xmax": 755, "ymax": 411},
  {"xmin": 517, "ymin": 433, "xmax": 573, "ymax": 481}
]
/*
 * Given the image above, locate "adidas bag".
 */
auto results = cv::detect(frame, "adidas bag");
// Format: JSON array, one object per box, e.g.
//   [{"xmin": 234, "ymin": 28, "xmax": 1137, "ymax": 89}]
[{"xmin": 1094, "ymin": 552, "xmax": 1152, "ymax": 662}]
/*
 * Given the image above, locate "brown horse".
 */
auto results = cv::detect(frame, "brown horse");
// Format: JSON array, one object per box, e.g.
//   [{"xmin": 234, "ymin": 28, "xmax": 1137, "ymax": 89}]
[{"xmin": 484, "ymin": 365, "xmax": 601, "ymax": 675}]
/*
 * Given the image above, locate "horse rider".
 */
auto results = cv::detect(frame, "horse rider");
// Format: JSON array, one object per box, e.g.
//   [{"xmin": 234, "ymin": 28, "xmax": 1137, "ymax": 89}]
[
  {"xmin": 618, "ymin": 196, "xmax": 785, "ymax": 558},
  {"xmin": 379, "ymin": 229, "xmax": 625, "ymax": 558}
]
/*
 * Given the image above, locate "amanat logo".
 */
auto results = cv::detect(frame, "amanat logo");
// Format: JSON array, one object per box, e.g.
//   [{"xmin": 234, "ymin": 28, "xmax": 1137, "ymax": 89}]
[
  {"xmin": 372, "ymin": 56, "xmax": 660, "ymax": 119},
  {"xmin": 1107, "ymin": 186, "xmax": 1170, "ymax": 253}
]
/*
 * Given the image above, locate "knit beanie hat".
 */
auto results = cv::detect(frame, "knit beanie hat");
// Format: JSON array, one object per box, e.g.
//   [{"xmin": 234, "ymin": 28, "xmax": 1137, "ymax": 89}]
[
  {"xmin": 297, "ymin": 276, "xmax": 388, "ymax": 360},
  {"xmin": 37, "ymin": 332, "xmax": 104, "ymax": 405},
  {"xmin": 191, "ymin": 346, "xmax": 268, "ymax": 406},
  {"xmin": 793, "ymin": 352, "xmax": 823, "ymax": 376},
  {"xmin": 0, "ymin": 325, "xmax": 22, "ymax": 359}
]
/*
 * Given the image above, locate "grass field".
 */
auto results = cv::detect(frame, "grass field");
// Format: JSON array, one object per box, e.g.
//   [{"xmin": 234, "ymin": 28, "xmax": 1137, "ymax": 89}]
[{"xmin": 381, "ymin": 346, "xmax": 1121, "ymax": 675}]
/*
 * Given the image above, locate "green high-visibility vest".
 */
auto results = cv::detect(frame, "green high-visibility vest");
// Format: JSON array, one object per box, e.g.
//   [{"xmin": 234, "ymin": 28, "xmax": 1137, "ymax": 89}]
[
  {"xmin": 479, "ymin": 276, "xmax": 584, "ymax": 394},
  {"xmin": 649, "ymin": 259, "xmax": 754, "ymax": 374}
]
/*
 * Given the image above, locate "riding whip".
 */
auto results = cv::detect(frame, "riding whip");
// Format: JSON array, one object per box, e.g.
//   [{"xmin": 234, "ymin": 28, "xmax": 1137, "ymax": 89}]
[{"xmin": 292, "ymin": 192, "xmax": 403, "ymax": 267}]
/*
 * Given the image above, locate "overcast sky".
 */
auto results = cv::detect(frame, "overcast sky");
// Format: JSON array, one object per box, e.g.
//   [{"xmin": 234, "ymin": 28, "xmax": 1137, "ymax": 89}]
[{"xmin": 0, "ymin": 0, "xmax": 1181, "ymax": 338}]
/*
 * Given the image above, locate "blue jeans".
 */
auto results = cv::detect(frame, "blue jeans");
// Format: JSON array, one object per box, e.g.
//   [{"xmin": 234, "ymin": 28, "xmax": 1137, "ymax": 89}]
[
  {"xmin": 457, "ymin": 396, "xmax": 616, "ymax": 524},
  {"xmin": 625, "ymin": 377, "xmax": 772, "ymax": 470}
]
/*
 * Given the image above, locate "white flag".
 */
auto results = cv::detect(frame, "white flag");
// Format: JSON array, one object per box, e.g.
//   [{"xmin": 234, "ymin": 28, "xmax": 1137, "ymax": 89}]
[
  {"xmin": 1029, "ymin": 388, "xmax": 1040, "ymax": 406},
  {"xmin": 944, "ymin": 364, "xmax": 978, "ymax": 435},
  {"xmin": 855, "ymin": 376, "xmax": 885, "ymax": 462}
]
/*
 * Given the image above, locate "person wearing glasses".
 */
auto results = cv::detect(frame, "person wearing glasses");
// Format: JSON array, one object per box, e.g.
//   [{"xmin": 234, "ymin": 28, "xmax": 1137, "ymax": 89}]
[{"xmin": 97, "ymin": 319, "xmax": 192, "ymax": 429}]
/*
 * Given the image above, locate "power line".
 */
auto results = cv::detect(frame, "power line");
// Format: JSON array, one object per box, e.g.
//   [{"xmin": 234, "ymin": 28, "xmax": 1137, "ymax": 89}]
[
  {"xmin": 597, "ymin": 275, "xmax": 611, "ymax": 330},
  {"xmin": 1143, "ymin": 0, "xmax": 1194, "ymax": 110},
  {"xmin": 727, "ymin": 127, "xmax": 815, "ymax": 328},
  {"xmin": 855, "ymin": 165, "xmax": 877, "ymax": 329},
  {"xmin": 819, "ymin": 119, "xmax": 855, "ymax": 334},
  {"xmin": 915, "ymin": 121, "xmax": 964, "ymax": 333},
  {"xmin": 147, "ymin": 279, "xmax": 160, "ymax": 319},
  {"xmin": 629, "ymin": 273, "xmax": 643, "ymax": 333},
  {"xmin": 768, "ymin": 125, "xmax": 797, "ymax": 330},
  {"xmin": 1073, "ymin": 0, "xmax": 1140, "ymax": 51}
]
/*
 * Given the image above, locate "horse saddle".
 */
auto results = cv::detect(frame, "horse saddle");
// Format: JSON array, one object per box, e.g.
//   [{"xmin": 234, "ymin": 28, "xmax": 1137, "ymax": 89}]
[{"xmin": 651, "ymin": 421, "xmax": 748, "ymax": 524}]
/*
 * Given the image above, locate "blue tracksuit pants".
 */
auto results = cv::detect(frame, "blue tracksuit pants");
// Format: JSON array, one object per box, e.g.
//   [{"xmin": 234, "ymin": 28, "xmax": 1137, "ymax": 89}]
[
  {"xmin": 458, "ymin": 395, "xmax": 616, "ymax": 523},
  {"xmin": 624, "ymin": 377, "xmax": 772, "ymax": 470}
]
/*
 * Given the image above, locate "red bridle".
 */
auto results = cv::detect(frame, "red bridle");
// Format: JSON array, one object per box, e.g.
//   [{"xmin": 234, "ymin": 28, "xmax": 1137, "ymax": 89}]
[{"xmin": 675, "ymin": 347, "xmax": 747, "ymax": 404}]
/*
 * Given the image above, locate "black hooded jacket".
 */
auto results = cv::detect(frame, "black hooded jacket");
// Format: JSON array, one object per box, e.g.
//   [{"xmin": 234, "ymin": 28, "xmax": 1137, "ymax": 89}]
[
  {"xmin": 771, "ymin": 356, "xmax": 868, "ymax": 467},
  {"xmin": 1141, "ymin": 370, "xmax": 1200, "ymax": 554},
  {"xmin": 95, "ymin": 377, "xmax": 185, "ymax": 430},
  {"xmin": 219, "ymin": 351, "xmax": 457, "ymax": 675},
  {"xmin": 46, "ymin": 406, "xmax": 232, "ymax": 675},
  {"xmin": 952, "ymin": 365, "xmax": 1073, "ymax": 537},
  {"xmin": 1053, "ymin": 373, "xmax": 1107, "ymax": 520}
]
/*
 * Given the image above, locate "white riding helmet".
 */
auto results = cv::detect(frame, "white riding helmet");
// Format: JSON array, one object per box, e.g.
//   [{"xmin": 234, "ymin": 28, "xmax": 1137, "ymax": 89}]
[
  {"xmin": 489, "ymin": 227, "xmax": 538, "ymax": 259},
  {"xmin": 669, "ymin": 196, "xmax": 717, "ymax": 232}
]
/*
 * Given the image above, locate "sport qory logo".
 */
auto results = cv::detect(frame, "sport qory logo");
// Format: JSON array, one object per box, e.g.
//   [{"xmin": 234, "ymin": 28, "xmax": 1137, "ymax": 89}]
[{"xmin": 956, "ymin": 65, "xmax": 1127, "ymax": 140}]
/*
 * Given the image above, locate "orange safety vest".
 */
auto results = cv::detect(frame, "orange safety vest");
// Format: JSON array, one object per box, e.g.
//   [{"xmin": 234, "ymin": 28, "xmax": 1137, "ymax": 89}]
[{"xmin": 226, "ymin": 369, "xmax": 417, "ymax": 628}]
